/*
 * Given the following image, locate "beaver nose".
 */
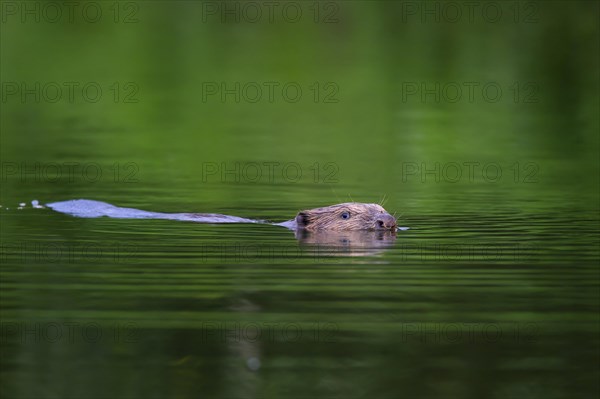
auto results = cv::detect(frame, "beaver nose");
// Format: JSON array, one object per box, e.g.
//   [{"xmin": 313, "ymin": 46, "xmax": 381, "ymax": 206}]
[{"xmin": 376, "ymin": 214, "xmax": 397, "ymax": 230}]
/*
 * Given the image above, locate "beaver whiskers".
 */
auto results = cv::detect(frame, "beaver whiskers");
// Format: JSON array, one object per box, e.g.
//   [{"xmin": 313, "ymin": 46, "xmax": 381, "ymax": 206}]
[{"xmin": 284, "ymin": 202, "xmax": 397, "ymax": 231}]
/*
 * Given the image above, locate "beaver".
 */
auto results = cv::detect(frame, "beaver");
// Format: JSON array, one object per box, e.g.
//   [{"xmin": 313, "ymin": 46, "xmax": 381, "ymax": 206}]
[
  {"xmin": 46, "ymin": 200, "xmax": 399, "ymax": 231},
  {"xmin": 277, "ymin": 202, "xmax": 397, "ymax": 231}
]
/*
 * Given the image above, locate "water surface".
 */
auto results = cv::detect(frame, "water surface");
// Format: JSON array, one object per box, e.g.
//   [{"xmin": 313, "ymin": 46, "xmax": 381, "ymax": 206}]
[{"xmin": 1, "ymin": 2, "xmax": 599, "ymax": 398}]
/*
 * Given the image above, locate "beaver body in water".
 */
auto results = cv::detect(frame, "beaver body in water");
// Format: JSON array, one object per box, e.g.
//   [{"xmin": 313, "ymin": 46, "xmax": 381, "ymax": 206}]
[{"xmin": 46, "ymin": 200, "xmax": 398, "ymax": 231}]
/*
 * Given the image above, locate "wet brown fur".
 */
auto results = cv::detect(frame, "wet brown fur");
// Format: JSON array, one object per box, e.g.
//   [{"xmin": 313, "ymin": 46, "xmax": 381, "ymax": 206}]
[{"xmin": 295, "ymin": 202, "xmax": 397, "ymax": 231}]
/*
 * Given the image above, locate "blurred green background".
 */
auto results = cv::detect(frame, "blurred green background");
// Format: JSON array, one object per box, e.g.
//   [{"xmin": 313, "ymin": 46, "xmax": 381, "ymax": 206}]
[
  {"xmin": 1, "ymin": 0, "xmax": 598, "ymax": 208},
  {"xmin": 1, "ymin": 1, "xmax": 599, "ymax": 399}
]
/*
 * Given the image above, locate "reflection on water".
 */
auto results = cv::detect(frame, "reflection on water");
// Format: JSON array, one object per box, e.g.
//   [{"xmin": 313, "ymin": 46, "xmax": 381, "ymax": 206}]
[
  {"xmin": 2, "ymin": 199, "xmax": 598, "ymax": 398},
  {"xmin": 295, "ymin": 229, "xmax": 397, "ymax": 256}
]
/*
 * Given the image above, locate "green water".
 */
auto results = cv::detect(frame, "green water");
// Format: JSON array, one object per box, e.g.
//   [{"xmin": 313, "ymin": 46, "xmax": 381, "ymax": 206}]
[{"xmin": 1, "ymin": 1, "xmax": 599, "ymax": 398}]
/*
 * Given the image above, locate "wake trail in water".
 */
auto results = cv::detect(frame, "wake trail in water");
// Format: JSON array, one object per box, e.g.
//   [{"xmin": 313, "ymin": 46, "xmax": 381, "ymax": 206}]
[{"xmin": 46, "ymin": 199, "xmax": 263, "ymax": 224}]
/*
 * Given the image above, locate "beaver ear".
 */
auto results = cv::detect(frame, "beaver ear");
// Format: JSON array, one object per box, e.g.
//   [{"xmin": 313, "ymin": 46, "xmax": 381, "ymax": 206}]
[{"xmin": 296, "ymin": 212, "xmax": 310, "ymax": 229}]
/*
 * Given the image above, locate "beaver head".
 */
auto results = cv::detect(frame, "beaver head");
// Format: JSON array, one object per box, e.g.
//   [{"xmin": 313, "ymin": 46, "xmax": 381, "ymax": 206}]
[{"xmin": 295, "ymin": 203, "xmax": 397, "ymax": 231}]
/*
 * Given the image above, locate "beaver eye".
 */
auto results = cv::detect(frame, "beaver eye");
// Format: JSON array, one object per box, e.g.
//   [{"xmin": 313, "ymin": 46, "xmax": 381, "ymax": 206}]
[{"xmin": 341, "ymin": 212, "xmax": 350, "ymax": 220}]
